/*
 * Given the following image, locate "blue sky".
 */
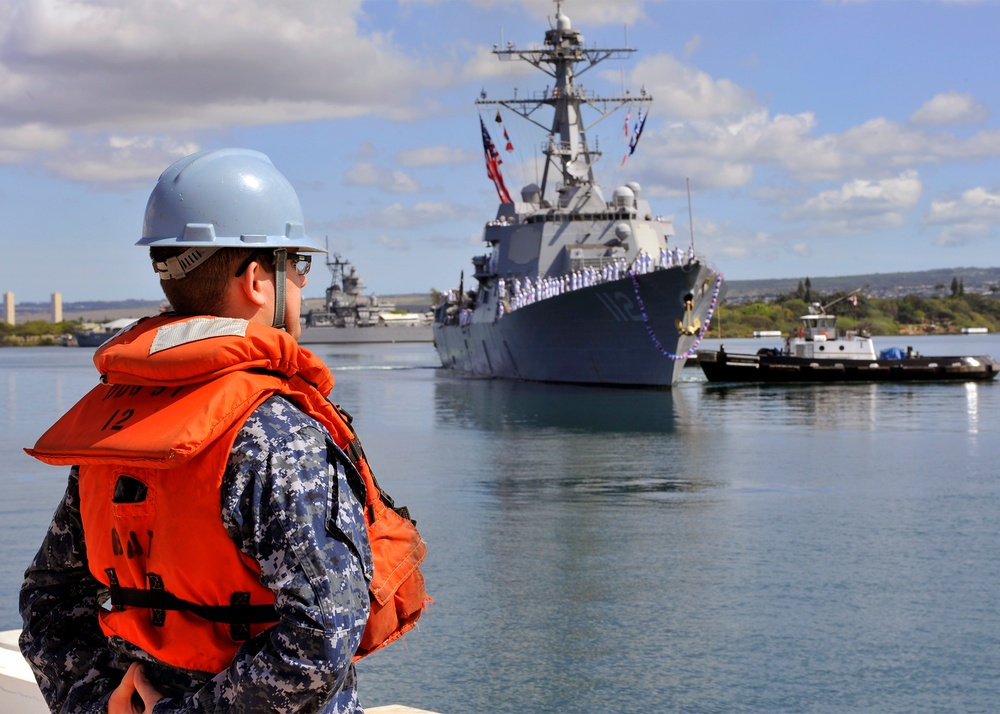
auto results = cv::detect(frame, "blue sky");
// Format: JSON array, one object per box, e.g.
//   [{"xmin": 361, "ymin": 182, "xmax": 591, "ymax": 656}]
[{"xmin": 1, "ymin": 0, "xmax": 998, "ymax": 304}]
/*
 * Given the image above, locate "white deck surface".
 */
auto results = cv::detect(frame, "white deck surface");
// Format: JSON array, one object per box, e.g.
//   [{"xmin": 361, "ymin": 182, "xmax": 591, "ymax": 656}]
[{"xmin": 0, "ymin": 630, "xmax": 436, "ymax": 713}]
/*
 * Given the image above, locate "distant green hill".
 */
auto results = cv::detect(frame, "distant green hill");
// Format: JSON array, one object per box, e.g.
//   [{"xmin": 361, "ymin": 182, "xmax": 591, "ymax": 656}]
[{"xmin": 724, "ymin": 266, "xmax": 1000, "ymax": 300}]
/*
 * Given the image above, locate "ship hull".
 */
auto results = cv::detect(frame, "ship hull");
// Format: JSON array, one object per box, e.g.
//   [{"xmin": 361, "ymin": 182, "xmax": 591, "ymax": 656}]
[
  {"xmin": 697, "ymin": 350, "xmax": 1000, "ymax": 383},
  {"xmin": 299, "ymin": 324, "xmax": 432, "ymax": 345},
  {"xmin": 433, "ymin": 264, "xmax": 720, "ymax": 388},
  {"xmin": 74, "ymin": 331, "xmax": 113, "ymax": 347}
]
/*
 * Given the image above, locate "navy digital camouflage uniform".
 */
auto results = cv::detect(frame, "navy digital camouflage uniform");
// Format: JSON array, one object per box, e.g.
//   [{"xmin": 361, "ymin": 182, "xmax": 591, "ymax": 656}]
[{"xmin": 20, "ymin": 395, "xmax": 374, "ymax": 713}]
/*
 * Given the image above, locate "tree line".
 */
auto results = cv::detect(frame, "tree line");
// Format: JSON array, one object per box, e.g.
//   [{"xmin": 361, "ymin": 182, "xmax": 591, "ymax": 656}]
[
  {"xmin": 0, "ymin": 320, "xmax": 78, "ymax": 346},
  {"xmin": 711, "ymin": 282, "xmax": 1000, "ymax": 338}
]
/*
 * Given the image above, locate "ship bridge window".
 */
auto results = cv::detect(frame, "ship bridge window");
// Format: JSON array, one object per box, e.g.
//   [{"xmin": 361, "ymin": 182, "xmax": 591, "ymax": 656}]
[{"xmin": 528, "ymin": 210, "xmax": 634, "ymax": 224}]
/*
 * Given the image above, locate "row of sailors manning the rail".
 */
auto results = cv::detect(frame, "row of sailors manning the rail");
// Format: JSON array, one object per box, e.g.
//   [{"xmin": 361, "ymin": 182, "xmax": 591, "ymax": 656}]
[{"xmin": 449, "ymin": 245, "xmax": 697, "ymax": 325}]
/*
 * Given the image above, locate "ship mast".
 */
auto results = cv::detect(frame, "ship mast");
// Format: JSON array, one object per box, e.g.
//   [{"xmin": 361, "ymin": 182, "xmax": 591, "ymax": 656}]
[{"xmin": 476, "ymin": 1, "xmax": 651, "ymax": 202}]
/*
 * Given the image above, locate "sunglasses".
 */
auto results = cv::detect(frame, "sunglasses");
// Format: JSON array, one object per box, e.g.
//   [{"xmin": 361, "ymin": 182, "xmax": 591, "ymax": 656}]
[{"xmin": 235, "ymin": 252, "xmax": 312, "ymax": 278}]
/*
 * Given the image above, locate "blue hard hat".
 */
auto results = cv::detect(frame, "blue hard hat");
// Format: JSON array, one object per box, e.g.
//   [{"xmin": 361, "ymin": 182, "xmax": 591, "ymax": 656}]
[{"xmin": 138, "ymin": 148, "xmax": 324, "ymax": 253}]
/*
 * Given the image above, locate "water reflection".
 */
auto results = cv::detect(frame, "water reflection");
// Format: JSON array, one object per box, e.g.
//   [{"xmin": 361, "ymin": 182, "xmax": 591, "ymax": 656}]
[
  {"xmin": 4, "ymin": 371, "xmax": 14, "ymax": 431},
  {"xmin": 965, "ymin": 382, "xmax": 979, "ymax": 434},
  {"xmin": 701, "ymin": 382, "xmax": 881, "ymax": 430},
  {"xmin": 699, "ymin": 379, "xmax": 994, "ymax": 436},
  {"xmin": 433, "ymin": 376, "xmax": 719, "ymax": 505},
  {"xmin": 312, "ymin": 343, "xmax": 435, "ymax": 371},
  {"xmin": 423, "ymin": 376, "xmax": 726, "ymax": 712},
  {"xmin": 433, "ymin": 375, "xmax": 678, "ymax": 433}
]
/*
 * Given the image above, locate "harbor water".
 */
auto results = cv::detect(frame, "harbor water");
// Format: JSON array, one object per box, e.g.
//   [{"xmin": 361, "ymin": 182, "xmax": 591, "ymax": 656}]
[{"xmin": 2, "ymin": 334, "xmax": 999, "ymax": 713}]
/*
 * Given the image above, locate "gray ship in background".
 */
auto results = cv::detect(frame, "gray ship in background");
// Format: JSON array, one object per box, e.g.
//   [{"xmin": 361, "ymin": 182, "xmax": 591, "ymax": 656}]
[
  {"xmin": 300, "ymin": 254, "xmax": 432, "ymax": 344},
  {"xmin": 432, "ymin": 4, "xmax": 724, "ymax": 387}
]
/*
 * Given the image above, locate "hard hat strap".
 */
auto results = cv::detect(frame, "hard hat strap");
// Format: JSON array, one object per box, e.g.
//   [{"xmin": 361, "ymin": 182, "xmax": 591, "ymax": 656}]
[
  {"xmin": 272, "ymin": 248, "xmax": 287, "ymax": 331},
  {"xmin": 152, "ymin": 247, "xmax": 218, "ymax": 280}
]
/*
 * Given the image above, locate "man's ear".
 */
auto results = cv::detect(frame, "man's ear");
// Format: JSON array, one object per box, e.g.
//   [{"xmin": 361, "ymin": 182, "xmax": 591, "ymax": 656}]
[{"xmin": 236, "ymin": 259, "xmax": 270, "ymax": 309}]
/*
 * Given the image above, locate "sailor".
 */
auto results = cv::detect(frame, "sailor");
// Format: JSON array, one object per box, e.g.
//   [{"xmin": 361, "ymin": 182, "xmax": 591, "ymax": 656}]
[{"xmin": 20, "ymin": 148, "xmax": 427, "ymax": 713}]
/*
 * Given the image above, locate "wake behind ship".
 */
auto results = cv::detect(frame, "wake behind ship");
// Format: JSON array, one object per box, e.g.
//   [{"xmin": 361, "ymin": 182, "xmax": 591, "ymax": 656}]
[{"xmin": 433, "ymin": 4, "xmax": 724, "ymax": 388}]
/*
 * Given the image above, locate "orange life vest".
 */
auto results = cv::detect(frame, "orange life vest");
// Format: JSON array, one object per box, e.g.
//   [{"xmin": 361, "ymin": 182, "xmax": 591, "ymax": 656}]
[{"xmin": 26, "ymin": 315, "xmax": 428, "ymax": 672}]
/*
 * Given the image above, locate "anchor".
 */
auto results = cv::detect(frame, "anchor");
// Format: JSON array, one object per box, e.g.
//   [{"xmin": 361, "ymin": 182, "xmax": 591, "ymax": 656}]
[{"xmin": 676, "ymin": 298, "xmax": 701, "ymax": 335}]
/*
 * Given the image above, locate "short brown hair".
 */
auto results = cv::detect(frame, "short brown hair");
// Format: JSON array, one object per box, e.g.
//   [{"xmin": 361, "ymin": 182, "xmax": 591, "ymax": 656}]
[{"xmin": 149, "ymin": 247, "xmax": 274, "ymax": 315}]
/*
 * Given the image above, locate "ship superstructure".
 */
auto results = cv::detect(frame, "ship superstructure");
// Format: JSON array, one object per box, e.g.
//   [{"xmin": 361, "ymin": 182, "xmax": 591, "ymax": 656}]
[
  {"xmin": 299, "ymin": 254, "xmax": 432, "ymax": 344},
  {"xmin": 432, "ymin": 4, "xmax": 724, "ymax": 387},
  {"xmin": 305, "ymin": 254, "xmax": 393, "ymax": 329}
]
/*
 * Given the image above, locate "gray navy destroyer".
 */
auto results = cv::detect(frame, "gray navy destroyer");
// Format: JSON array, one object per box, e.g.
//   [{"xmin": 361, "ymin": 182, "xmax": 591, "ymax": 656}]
[{"xmin": 432, "ymin": 5, "xmax": 724, "ymax": 388}]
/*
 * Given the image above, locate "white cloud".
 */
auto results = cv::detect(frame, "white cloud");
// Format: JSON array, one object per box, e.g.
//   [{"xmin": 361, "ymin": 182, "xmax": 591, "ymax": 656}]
[
  {"xmin": 0, "ymin": 0, "xmax": 449, "ymax": 137},
  {"xmin": 559, "ymin": 0, "xmax": 647, "ymax": 26},
  {"xmin": 518, "ymin": 0, "xmax": 648, "ymax": 26},
  {"xmin": 634, "ymin": 109, "xmax": 840, "ymax": 192},
  {"xmin": 345, "ymin": 163, "xmax": 421, "ymax": 194},
  {"xmin": 0, "ymin": 123, "xmax": 69, "ymax": 163},
  {"xmin": 374, "ymin": 232, "xmax": 409, "ymax": 251},
  {"xmin": 911, "ymin": 92, "xmax": 989, "ymax": 127},
  {"xmin": 631, "ymin": 55, "xmax": 757, "ymax": 121},
  {"xmin": 714, "ymin": 230, "xmax": 778, "ymax": 262},
  {"xmin": 631, "ymin": 98, "xmax": 1000, "ymax": 198},
  {"xmin": 602, "ymin": 47, "xmax": 1000, "ymax": 198},
  {"xmin": 791, "ymin": 242, "xmax": 811, "ymax": 257},
  {"xmin": 459, "ymin": 42, "xmax": 534, "ymax": 84},
  {"xmin": 396, "ymin": 145, "xmax": 477, "ymax": 168},
  {"xmin": 924, "ymin": 186, "xmax": 1000, "ymax": 246},
  {"xmin": 784, "ymin": 170, "xmax": 923, "ymax": 233},
  {"xmin": 683, "ymin": 34, "xmax": 702, "ymax": 60},
  {"xmin": 342, "ymin": 200, "xmax": 467, "ymax": 230},
  {"xmin": 52, "ymin": 136, "xmax": 200, "ymax": 183},
  {"xmin": 841, "ymin": 118, "xmax": 1000, "ymax": 166},
  {"xmin": 738, "ymin": 111, "xmax": 844, "ymax": 179}
]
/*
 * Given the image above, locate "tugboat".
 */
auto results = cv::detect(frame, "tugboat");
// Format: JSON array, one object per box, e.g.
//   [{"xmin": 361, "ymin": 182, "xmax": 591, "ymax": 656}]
[
  {"xmin": 299, "ymin": 254, "xmax": 432, "ymax": 344},
  {"xmin": 431, "ymin": 3, "xmax": 724, "ymax": 388},
  {"xmin": 697, "ymin": 292, "xmax": 999, "ymax": 383}
]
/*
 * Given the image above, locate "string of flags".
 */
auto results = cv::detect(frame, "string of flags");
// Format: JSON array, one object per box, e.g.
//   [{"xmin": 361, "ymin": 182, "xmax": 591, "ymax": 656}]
[
  {"xmin": 480, "ymin": 104, "xmax": 648, "ymax": 197},
  {"xmin": 495, "ymin": 111, "xmax": 514, "ymax": 152},
  {"xmin": 480, "ymin": 115, "xmax": 513, "ymax": 204},
  {"xmin": 622, "ymin": 107, "xmax": 647, "ymax": 165},
  {"xmin": 631, "ymin": 271, "xmax": 724, "ymax": 360}
]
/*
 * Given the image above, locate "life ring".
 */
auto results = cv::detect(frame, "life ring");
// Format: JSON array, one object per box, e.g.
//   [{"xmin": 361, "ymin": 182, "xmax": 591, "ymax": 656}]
[
  {"xmin": 820, "ymin": 331, "xmax": 828, "ymax": 338},
  {"xmin": 799, "ymin": 327, "xmax": 804, "ymax": 338}
]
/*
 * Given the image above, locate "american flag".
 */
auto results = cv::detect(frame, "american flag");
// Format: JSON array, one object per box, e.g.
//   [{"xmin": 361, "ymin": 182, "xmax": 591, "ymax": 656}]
[{"xmin": 480, "ymin": 116, "xmax": 513, "ymax": 204}]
